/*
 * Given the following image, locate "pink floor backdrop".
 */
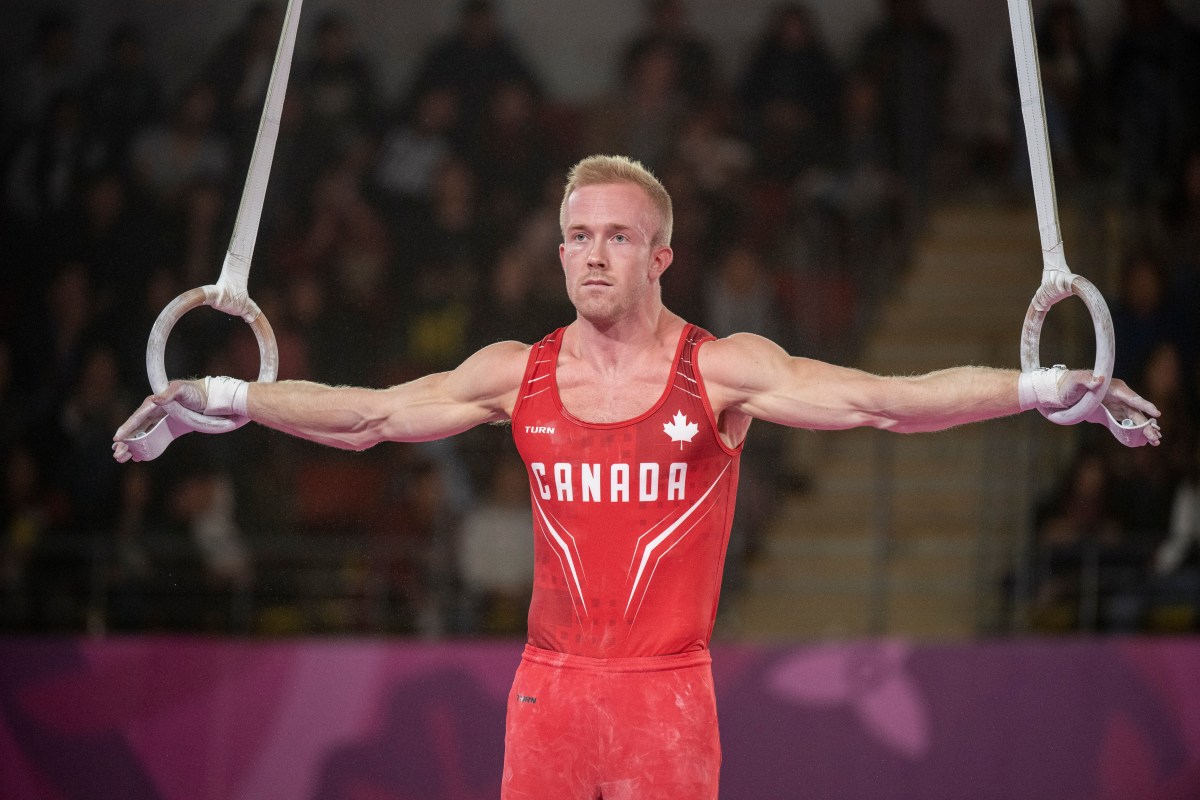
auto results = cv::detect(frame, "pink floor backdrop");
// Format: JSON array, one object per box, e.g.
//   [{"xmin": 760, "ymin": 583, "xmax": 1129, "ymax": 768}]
[{"xmin": 2, "ymin": 637, "xmax": 1199, "ymax": 799}]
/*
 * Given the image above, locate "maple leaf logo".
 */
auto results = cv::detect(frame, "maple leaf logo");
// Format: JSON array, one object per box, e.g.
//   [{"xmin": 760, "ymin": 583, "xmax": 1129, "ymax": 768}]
[{"xmin": 663, "ymin": 411, "xmax": 699, "ymax": 448}]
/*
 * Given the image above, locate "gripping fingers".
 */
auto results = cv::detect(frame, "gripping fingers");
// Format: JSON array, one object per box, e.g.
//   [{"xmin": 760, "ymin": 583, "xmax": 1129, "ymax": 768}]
[
  {"xmin": 114, "ymin": 394, "xmax": 169, "ymax": 442},
  {"xmin": 112, "ymin": 380, "xmax": 206, "ymax": 451},
  {"xmin": 1106, "ymin": 407, "xmax": 1161, "ymax": 447},
  {"xmin": 1093, "ymin": 378, "xmax": 1163, "ymax": 447},
  {"xmin": 112, "ymin": 440, "xmax": 133, "ymax": 463},
  {"xmin": 1110, "ymin": 379, "xmax": 1161, "ymax": 420}
]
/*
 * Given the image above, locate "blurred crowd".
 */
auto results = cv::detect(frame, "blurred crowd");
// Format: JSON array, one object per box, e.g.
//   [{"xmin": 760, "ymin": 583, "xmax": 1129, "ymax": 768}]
[
  {"xmin": 1016, "ymin": 0, "xmax": 1200, "ymax": 634},
  {"xmin": 0, "ymin": 0, "xmax": 1197, "ymax": 636}
]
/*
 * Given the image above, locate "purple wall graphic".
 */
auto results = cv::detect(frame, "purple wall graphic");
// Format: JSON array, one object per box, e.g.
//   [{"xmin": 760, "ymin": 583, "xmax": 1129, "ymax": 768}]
[{"xmin": 1, "ymin": 637, "xmax": 1198, "ymax": 799}]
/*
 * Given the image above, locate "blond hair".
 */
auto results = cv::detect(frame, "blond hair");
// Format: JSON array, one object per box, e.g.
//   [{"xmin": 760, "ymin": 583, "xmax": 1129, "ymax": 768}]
[{"xmin": 559, "ymin": 155, "xmax": 673, "ymax": 247}]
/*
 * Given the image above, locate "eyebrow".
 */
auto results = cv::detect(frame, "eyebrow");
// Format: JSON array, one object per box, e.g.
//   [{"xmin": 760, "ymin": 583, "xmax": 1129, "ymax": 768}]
[{"xmin": 566, "ymin": 222, "xmax": 639, "ymax": 235}]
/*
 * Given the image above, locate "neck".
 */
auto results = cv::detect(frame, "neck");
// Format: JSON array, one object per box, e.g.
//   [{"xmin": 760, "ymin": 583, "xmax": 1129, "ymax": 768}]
[{"xmin": 567, "ymin": 303, "xmax": 681, "ymax": 371}]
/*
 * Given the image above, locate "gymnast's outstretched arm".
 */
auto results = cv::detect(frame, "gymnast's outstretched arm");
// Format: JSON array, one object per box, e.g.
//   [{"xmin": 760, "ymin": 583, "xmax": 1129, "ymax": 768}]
[
  {"xmin": 113, "ymin": 340, "xmax": 530, "ymax": 462},
  {"xmin": 697, "ymin": 333, "xmax": 1162, "ymax": 444}
]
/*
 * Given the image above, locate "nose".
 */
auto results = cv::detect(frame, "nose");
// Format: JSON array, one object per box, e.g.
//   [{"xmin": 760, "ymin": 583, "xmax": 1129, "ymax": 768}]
[{"xmin": 587, "ymin": 239, "xmax": 606, "ymax": 268}]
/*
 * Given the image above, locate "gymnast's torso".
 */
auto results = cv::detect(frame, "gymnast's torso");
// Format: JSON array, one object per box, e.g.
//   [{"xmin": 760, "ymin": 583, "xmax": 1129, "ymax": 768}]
[{"xmin": 510, "ymin": 323, "xmax": 743, "ymax": 659}]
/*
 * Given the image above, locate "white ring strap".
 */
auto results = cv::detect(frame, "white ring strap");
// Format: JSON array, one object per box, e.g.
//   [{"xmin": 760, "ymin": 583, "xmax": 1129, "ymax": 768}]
[
  {"xmin": 1008, "ymin": 0, "xmax": 1113, "ymax": 427},
  {"xmin": 123, "ymin": 0, "xmax": 302, "ymax": 458},
  {"xmin": 216, "ymin": 0, "xmax": 303, "ymax": 305}
]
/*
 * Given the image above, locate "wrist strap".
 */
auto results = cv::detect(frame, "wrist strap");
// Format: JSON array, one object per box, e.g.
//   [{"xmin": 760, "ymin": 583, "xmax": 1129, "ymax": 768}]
[
  {"xmin": 1019, "ymin": 365, "xmax": 1067, "ymax": 411},
  {"xmin": 203, "ymin": 376, "xmax": 249, "ymax": 417}
]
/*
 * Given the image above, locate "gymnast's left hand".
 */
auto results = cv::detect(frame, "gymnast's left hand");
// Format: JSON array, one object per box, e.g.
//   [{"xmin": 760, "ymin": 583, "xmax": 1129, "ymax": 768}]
[
  {"xmin": 111, "ymin": 380, "xmax": 207, "ymax": 463},
  {"xmin": 1060, "ymin": 370, "xmax": 1162, "ymax": 446}
]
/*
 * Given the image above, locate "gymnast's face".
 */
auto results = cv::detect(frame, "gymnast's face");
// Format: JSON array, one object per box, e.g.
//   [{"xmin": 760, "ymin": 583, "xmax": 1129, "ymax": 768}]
[{"xmin": 559, "ymin": 182, "xmax": 672, "ymax": 327}]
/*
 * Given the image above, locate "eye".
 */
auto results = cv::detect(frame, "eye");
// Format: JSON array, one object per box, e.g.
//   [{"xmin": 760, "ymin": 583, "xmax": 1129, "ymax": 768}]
[{"xmin": 613, "ymin": 233, "xmax": 629, "ymax": 244}]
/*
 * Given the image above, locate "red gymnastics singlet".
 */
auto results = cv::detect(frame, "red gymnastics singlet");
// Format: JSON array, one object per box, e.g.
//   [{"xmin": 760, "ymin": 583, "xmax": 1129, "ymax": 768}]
[{"xmin": 510, "ymin": 324, "xmax": 742, "ymax": 659}]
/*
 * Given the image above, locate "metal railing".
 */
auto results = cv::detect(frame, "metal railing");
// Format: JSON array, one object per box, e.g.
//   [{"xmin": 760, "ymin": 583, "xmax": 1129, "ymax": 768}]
[{"xmin": 1, "ymin": 529, "xmax": 443, "ymax": 636}]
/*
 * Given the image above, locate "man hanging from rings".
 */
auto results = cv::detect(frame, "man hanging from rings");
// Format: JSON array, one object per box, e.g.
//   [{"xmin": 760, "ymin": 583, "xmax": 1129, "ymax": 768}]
[{"xmin": 114, "ymin": 155, "xmax": 1159, "ymax": 799}]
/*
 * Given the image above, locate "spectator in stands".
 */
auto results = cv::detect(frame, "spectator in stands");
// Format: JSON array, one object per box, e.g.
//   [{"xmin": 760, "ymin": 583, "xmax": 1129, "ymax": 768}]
[
  {"xmin": 404, "ymin": 0, "xmax": 543, "ymax": 147},
  {"xmin": 620, "ymin": 0, "xmax": 716, "ymax": 104},
  {"xmin": 792, "ymin": 72, "xmax": 904, "ymax": 291},
  {"xmin": 4, "ymin": 90, "xmax": 106, "ymax": 226},
  {"xmin": 855, "ymin": 0, "xmax": 954, "ymax": 221},
  {"xmin": 469, "ymin": 78, "xmax": 556, "ymax": 237},
  {"xmin": 172, "ymin": 178, "xmax": 234, "ymax": 291},
  {"xmin": 1031, "ymin": 448, "xmax": 1128, "ymax": 630},
  {"xmin": 54, "ymin": 344, "xmax": 129, "ymax": 531},
  {"xmin": 0, "ymin": 343, "xmax": 33, "ymax": 448},
  {"xmin": 457, "ymin": 455, "xmax": 534, "ymax": 634},
  {"xmin": 1111, "ymin": 249, "xmax": 1176, "ymax": 384},
  {"xmin": 737, "ymin": 2, "xmax": 843, "ymax": 178},
  {"xmin": 651, "ymin": 160, "xmax": 722, "ymax": 324},
  {"xmin": 300, "ymin": 149, "xmax": 397, "ymax": 386},
  {"xmin": 1105, "ymin": 0, "xmax": 1200, "ymax": 226},
  {"xmin": 85, "ymin": 25, "xmax": 162, "ymax": 171},
  {"xmin": 1156, "ymin": 437, "xmax": 1200, "ymax": 582},
  {"xmin": 1163, "ymin": 146, "xmax": 1200, "ymax": 371},
  {"xmin": 1032, "ymin": 2, "xmax": 1101, "ymax": 182},
  {"xmin": 53, "ymin": 171, "xmax": 159, "ymax": 338},
  {"xmin": 11, "ymin": 264, "xmax": 96, "ymax": 428},
  {"xmin": 128, "ymin": 80, "xmax": 232, "ymax": 209},
  {"xmin": 472, "ymin": 244, "xmax": 570, "ymax": 352},
  {"xmin": 395, "ymin": 159, "xmax": 483, "ymax": 373},
  {"xmin": 201, "ymin": 2, "xmax": 285, "ymax": 153},
  {"xmin": 1, "ymin": 11, "xmax": 83, "ymax": 146},
  {"xmin": 105, "ymin": 464, "xmax": 159, "ymax": 631},
  {"xmin": 583, "ymin": 40, "xmax": 687, "ymax": 172},
  {"xmin": 704, "ymin": 244, "xmax": 786, "ymax": 344},
  {"xmin": 109, "ymin": 266, "xmax": 188, "ymax": 403},
  {"xmin": 1, "ymin": 445, "xmax": 66, "ymax": 629},
  {"xmin": 469, "ymin": 181, "xmax": 577, "ymax": 352},
  {"xmin": 1166, "ymin": 146, "xmax": 1200, "ymax": 263},
  {"xmin": 1112, "ymin": 342, "xmax": 1196, "ymax": 538},
  {"xmin": 163, "ymin": 468, "xmax": 253, "ymax": 630},
  {"xmin": 296, "ymin": 12, "xmax": 380, "ymax": 158},
  {"xmin": 674, "ymin": 106, "xmax": 754, "ymax": 202},
  {"xmin": 372, "ymin": 84, "xmax": 461, "ymax": 220},
  {"xmin": 380, "ymin": 457, "xmax": 462, "ymax": 635}
]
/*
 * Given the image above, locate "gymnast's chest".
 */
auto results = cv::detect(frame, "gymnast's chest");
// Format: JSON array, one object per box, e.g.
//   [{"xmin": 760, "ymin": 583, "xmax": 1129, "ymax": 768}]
[{"xmin": 556, "ymin": 368, "xmax": 667, "ymax": 424}]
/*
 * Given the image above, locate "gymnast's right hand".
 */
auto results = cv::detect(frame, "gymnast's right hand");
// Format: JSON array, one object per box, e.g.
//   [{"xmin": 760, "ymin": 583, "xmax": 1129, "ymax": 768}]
[{"xmin": 111, "ymin": 379, "xmax": 207, "ymax": 463}]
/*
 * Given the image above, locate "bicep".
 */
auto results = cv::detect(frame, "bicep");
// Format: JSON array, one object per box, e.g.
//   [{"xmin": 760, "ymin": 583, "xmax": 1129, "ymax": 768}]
[
  {"xmin": 701, "ymin": 334, "xmax": 889, "ymax": 431},
  {"xmin": 378, "ymin": 341, "xmax": 527, "ymax": 442}
]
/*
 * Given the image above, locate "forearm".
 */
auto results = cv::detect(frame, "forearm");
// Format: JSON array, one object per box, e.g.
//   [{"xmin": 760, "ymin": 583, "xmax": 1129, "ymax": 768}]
[
  {"xmin": 245, "ymin": 380, "xmax": 400, "ymax": 450},
  {"xmin": 243, "ymin": 358, "xmax": 514, "ymax": 449},
  {"xmin": 874, "ymin": 367, "xmax": 1021, "ymax": 433}
]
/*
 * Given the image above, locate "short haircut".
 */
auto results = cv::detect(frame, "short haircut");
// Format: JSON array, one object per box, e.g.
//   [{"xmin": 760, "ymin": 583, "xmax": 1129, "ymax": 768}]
[{"xmin": 559, "ymin": 155, "xmax": 673, "ymax": 247}]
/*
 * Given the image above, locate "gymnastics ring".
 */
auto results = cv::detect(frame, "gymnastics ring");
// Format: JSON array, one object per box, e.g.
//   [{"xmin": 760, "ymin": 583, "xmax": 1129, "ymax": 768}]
[
  {"xmin": 118, "ymin": 0, "xmax": 300, "ymax": 461},
  {"xmin": 1019, "ymin": 267, "xmax": 1114, "ymax": 426},
  {"xmin": 145, "ymin": 284, "xmax": 279, "ymax": 434},
  {"xmin": 1007, "ymin": 0, "xmax": 1152, "ymax": 444}
]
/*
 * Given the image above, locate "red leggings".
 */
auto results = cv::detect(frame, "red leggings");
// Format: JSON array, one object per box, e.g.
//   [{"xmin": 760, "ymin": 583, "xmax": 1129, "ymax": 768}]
[{"xmin": 501, "ymin": 645, "xmax": 721, "ymax": 800}]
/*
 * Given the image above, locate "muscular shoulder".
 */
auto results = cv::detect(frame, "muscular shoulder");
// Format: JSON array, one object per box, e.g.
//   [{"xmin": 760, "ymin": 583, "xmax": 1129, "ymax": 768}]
[
  {"xmin": 444, "ymin": 339, "xmax": 532, "ymax": 415},
  {"xmin": 697, "ymin": 333, "xmax": 786, "ymax": 391},
  {"xmin": 462, "ymin": 339, "xmax": 533, "ymax": 372},
  {"xmin": 691, "ymin": 332, "xmax": 787, "ymax": 424}
]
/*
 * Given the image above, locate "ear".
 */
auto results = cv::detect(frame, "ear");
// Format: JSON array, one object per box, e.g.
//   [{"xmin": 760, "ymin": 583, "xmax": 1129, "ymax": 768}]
[
  {"xmin": 559, "ymin": 242, "xmax": 567, "ymax": 272},
  {"xmin": 649, "ymin": 245, "xmax": 673, "ymax": 281}
]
